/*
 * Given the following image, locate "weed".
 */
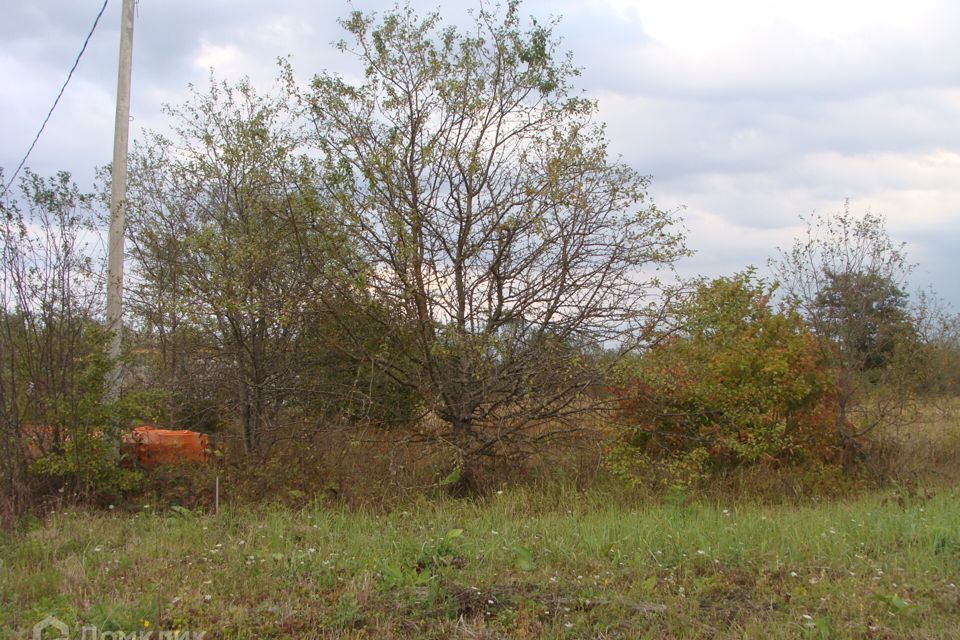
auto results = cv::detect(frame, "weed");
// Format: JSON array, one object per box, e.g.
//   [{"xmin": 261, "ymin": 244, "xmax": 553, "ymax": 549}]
[{"xmin": 3, "ymin": 486, "xmax": 960, "ymax": 637}]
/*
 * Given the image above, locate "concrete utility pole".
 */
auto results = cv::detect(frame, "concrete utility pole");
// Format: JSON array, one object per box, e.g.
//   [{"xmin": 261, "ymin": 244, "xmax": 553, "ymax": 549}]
[{"xmin": 106, "ymin": 0, "xmax": 135, "ymax": 400}]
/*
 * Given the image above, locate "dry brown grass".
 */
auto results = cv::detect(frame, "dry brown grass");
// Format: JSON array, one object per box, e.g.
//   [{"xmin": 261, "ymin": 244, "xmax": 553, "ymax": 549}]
[
  {"xmin": 193, "ymin": 410, "xmax": 614, "ymax": 509},
  {"xmin": 126, "ymin": 394, "xmax": 960, "ymax": 516},
  {"xmin": 868, "ymin": 396, "xmax": 960, "ymax": 486}
]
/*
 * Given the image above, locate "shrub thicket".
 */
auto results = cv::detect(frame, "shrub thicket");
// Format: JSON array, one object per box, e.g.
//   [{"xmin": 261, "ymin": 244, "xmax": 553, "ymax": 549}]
[{"xmin": 609, "ymin": 272, "xmax": 838, "ymax": 486}]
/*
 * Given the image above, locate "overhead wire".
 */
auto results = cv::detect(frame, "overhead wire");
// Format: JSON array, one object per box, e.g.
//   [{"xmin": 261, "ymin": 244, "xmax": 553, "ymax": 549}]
[{"xmin": 1, "ymin": 0, "xmax": 111, "ymax": 199}]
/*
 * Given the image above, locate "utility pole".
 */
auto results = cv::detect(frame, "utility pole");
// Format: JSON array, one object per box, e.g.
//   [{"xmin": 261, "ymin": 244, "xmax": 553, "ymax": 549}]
[{"xmin": 106, "ymin": 0, "xmax": 135, "ymax": 401}]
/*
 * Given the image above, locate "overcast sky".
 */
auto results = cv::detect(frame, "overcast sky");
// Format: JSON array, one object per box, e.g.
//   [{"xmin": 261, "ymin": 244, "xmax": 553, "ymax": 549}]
[{"xmin": 1, "ymin": 0, "xmax": 958, "ymax": 305}]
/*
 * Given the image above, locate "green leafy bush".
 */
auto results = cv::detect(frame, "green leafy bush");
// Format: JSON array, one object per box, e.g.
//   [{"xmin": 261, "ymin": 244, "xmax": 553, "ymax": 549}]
[
  {"xmin": 23, "ymin": 326, "xmax": 148, "ymax": 497},
  {"xmin": 30, "ymin": 433, "xmax": 142, "ymax": 495},
  {"xmin": 609, "ymin": 271, "xmax": 838, "ymax": 486}
]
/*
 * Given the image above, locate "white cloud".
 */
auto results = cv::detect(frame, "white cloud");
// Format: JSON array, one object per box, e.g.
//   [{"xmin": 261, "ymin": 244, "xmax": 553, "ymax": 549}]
[
  {"xmin": 602, "ymin": 0, "xmax": 940, "ymax": 52},
  {"xmin": 193, "ymin": 40, "xmax": 245, "ymax": 73},
  {"xmin": 1, "ymin": 0, "xmax": 958, "ymax": 305}
]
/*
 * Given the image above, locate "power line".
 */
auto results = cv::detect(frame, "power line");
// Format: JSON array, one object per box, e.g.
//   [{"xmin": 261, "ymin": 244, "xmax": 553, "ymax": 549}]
[{"xmin": 0, "ymin": 0, "xmax": 111, "ymax": 200}]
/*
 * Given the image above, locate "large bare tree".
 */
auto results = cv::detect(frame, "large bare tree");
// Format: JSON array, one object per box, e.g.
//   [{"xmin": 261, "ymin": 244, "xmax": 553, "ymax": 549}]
[{"xmin": 308, "ymin": 3, "xmax": 687, "ymax": 487}]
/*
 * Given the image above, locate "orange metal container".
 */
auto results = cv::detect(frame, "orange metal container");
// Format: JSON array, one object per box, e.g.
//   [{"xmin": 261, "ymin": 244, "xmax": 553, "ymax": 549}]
[{"xmin": 123, "ymin": 425, "xmax": 210, "ymax": 468}]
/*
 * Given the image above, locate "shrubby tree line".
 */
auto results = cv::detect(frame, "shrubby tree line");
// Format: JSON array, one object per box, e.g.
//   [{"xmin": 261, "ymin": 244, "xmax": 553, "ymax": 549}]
[
  {"xmin": 0, "ymin": 171, "xmax": 143, "ymax": 517},
  {"xmin": 2, "ymin": 2, "xmax": 958, "ymax": 515},
  {"xmin": 610, "ymin": 209, "xmax": 958, "ymax": 486}
]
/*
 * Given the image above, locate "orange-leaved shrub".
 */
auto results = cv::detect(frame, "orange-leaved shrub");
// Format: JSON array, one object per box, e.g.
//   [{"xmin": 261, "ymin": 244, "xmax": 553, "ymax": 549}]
[{"xmin": 608, "ymin": 271, "xmax": 839, "ymax": 486}]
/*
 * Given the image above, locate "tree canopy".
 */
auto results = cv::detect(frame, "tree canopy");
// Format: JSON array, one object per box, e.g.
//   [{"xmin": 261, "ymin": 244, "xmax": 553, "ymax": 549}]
[{"xmin": 307, "ymin": 3, "xmax": 687, "ymax": 486}]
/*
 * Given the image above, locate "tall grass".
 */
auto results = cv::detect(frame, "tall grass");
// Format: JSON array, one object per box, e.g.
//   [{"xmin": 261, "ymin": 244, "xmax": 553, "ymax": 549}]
[{"xmin": 3, "ymin": 484, "xmax": 959, "ymax": 638}]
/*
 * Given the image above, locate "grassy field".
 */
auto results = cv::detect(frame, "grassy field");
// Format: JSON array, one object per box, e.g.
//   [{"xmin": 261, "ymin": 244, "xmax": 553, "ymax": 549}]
[{"xmin": 2, "ymin": 483, "xmax": 960, "ymax": 639}]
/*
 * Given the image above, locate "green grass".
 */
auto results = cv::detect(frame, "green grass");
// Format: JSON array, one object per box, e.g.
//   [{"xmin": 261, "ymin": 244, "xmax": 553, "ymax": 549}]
[{"xmin": 3, "ymin": 485, "xmax": 960, "ymax": 638}]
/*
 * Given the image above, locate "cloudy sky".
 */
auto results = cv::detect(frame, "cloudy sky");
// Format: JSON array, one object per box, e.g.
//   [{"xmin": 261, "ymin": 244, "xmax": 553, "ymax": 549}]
[{"xmin": 1, "ymin": 0, "xmax": 958, "ymax": 304}]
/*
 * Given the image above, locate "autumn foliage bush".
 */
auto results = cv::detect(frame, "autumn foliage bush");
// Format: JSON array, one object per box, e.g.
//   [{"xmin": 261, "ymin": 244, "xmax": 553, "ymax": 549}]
[{"xmin": 609, "ymin": 271, "xmax": 839, "ymax": 486}]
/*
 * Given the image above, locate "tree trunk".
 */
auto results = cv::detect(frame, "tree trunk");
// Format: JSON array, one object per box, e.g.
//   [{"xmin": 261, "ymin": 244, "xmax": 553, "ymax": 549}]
[
  {"xmin": 239, "ymin": 381, "xmax": 256, "ymax": 456},
  {"xmin": 836, "ymin": 396, "xmax": 860, "ymax": 473},
  {"xmin": 448, "ymin": 416, "xmax": 484, "ymax": 496}
]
